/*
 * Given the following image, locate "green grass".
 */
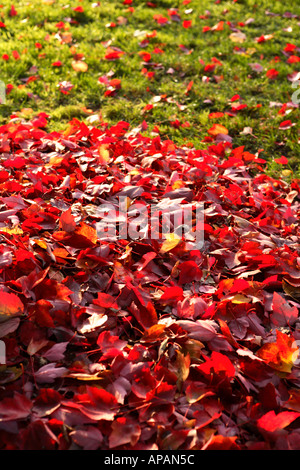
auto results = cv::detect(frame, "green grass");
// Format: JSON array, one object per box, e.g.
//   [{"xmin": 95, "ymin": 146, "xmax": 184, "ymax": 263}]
[{"xmin": 0, "ymin": 0, "xmax": 299, "ymax": 178}]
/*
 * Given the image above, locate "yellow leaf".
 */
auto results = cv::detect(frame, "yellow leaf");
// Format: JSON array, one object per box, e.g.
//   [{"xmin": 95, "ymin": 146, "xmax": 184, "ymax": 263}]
[
  {"xmin": 229, "ymin": 32, "xmax": 246, "ymax": 43},
  {"xmin": 98, "ymin": 144, "xmax": 110, "ymax": 164},
  {"xmin": 0, "ymin": 226, "xmax": 23, "ymax": 235},
  {"xmin": 72, "ymin": 60, "xmax": 88, "ymax": 72},
  {"xmin": 231, "ymin": 294, "xmax": 251, "ymax": 304},
  {"xmin": 34, "ymin": 239, "xmax": 48, "ymax": 250},
  {"xmin": 160, "ymin": 233, "xmax": 181, "ymax": 253},
  {"xmin": 20, "ymin": 108, "xmax": 33, "ymax": 117},
  {"xmin": 172, "ymin": 180, "xmax": 185, "ymax": 190},
  {"xmin": 46, "ymin": 156, "xmax": 64, "ymax": 167}
]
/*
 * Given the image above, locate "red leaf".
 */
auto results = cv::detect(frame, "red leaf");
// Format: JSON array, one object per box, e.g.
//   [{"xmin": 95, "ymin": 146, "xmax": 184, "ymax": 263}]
[
  {"xmin": 20, "ymin": 420, "xmax": 58, "ymax": 450},
  {"xmin": 266, "ymin": 68, "xmax": 279, "ymax": 79},
  {"xmin": 70, "ymin": 426, "xmax": 103, "ymax": 450},
  {"xmin": 59, "ymin": 208, "xmax": 76, "ymax": 232},
  {"xmin": 0, "ymin": 393, "xmax": 32, "ymax": 422},
  {"xmin": 109, "ymin": 417, "xmax": 141, "ymax": 448},
  {"xmin": 33, "ymin": 388, "xmax": 62, "ymax": 417},
  {"xmin": 182, "ymin": 20, "xmax": 192, "ymax": 28},
  {"xmin": 97, "ymin": 330, "xmax": 127, "ymax": 353},
  {"xmin": 270, "ymin": 292, "xmax": 298, "ymax": 327},
  {"xmin": 33, "ymin": 299, "xmax": 55, "ymax": 328},
  {"xmin": 279, "ymin": 120, "xmax": 293, "ymax": 129},
  {"xmin": 257, "ymin": 410, "xmax": 300, "ymax": 433},
  {"xmin": 72, "ymin": 387, "xmax": 118, "ymax": 421},
  {"xmin": 202, "ymin": 435, "xmax": 240, "ymax": 450},
  {"xmin": 93, "ymin": 293, "xmax": 119, "ymax": 310},
  {"xmin": 0, "ymin": 291, "xmax": 24, "ymax": 322},
  {"xmin": 178, "ymin": 261, "xmax": 202, "ymax": 284},
  {"xmin": 197, "ymin": 351, "xmax": 235, "ymax": 380},
  {"xmin": 208, "ymin": 124, "xmax": 228, "ymax": 136},
  {"xmin": 160, "ymin": 286, "xmax": 184, "ymax": 303}
]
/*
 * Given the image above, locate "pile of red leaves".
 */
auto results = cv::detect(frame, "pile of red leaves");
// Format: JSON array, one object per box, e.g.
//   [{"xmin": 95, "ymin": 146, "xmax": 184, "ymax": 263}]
[{"xmin": 0, "ymin": 117, "xmax": 299, "ymax": 450}]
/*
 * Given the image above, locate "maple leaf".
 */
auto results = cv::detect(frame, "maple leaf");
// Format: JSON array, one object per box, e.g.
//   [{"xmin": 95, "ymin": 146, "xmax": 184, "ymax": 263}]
[
  {"xmin": 197, "ymin": 351, "xmax": 235, "ymax": 381},
  {"xmin": 104, "ymin": 48, "xmax": 125, "ymax": 60},
  {"xmin": 275, "ymin": 155, "xmax": 288, "ymax": 164},
  {"xmin": 182, "ymin": 20, "xmax": 192, "ymax": 28},
  {"xmin": 33, "ymin": 388, "xmax": 62, "ymax": 417},
  {"xmin": 97, "ymin": 330, "xmax": 127, "ymax": 355},
  {"xmin": 98, "ymin": 144, "xmax": 110, "ymax": 164},
  {"xmin": 174, "ymin": 350, "xmax": 191, "ymax": 388},
  {"xmin": 0, "ymin": 393, "xmax": 32, "ymax": 421},
  {"xmin": 58, "ymin": 81, "xmax": 74, "ymax": 94},
  {"xmin": 35, "ymin": 363, "xmax": 68, "ymax": 384},
  {"xmin": 70, "ymin": 426, "xmax": 103, "ymax": 450},
  {"xmin": 202, "ymin": 435, "xmax": 240, "ymax": 450},
  {"xmin": 279, "ymin": 120, "xmax": 293, "ymax": 130},
  {"xmin": 266, "ymin": 68, "xmax": 279, "ymax": 79},
  {"xmin": 140, "ymin": 324, "xmax": 167, "ymax": 343},
  {"xmin": 33, "ymin": 299, "xmax": 54, "ymax": 328},
  {"xmin": 52, "ymin": 60, "xmax": 63, "ymax": 67},
  {"xmin": 0, "ymin": 291, "xmax": 24, "ymax": 322},
  {"xmin": 59, "ymin": 207, "xmax": 76, "ymax": 233},
  {"xmin": 256, "ymin": 330, "xmax": 298, "ymax": 373},
  {"xmin": 20, "ymin": 420, "xmax": 59, "ymax": 450},
  {"xmin": 71, "ymin": 387, "xmax": 118, "ymax": 421},
  {"xmin": 93, "ymin": 293, "xmax": 119, "ymax": 310},
  {"xmin": 159, "ymin": 233, "xmax": 182, "ymax": 253},
  {"xmin": 108, "ymin": 417, "xmax": 141, "ymax": 448},
  {"xmin": 159, "ymin": 286, "xmax": 184, "ymax": 303},
  {"xmin": 270, "ymin": 292, "xmax": 298, "ymax": 327},
  {"xmin": 257, "ymin": 410, "xmax": 300, "ymax": 433},
  {"xmin": 71, "ymin": 60, "xmax": 88, "ymax": 72},
  {"xmin": 53, "ymin": 222, "xmax": 97, "ymax": 248},
  {"xmin": 208, "ymin": 124, "xmax": 229, "ymax": 136}
]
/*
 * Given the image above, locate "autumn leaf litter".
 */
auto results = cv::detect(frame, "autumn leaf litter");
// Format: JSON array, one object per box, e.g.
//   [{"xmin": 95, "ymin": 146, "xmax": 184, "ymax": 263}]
[{"xmin": 0, "ymin": 115, "xmax": 299, "ymax": 450}]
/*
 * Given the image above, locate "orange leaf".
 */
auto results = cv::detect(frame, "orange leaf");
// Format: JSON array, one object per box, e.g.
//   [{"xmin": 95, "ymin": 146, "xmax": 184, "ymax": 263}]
[
  {"xmin": 175, "ymin": 351, "xmax": 191, "ymax": 386},
  {"xmin": 208, "ymin": 124, "xmax": 228, "ymax": 136},
  {"xmin": 0, "ymin": 291, "xmax": 24, "ymax": 322},
  {"xmin": 256, "ymin": 330, "xmax": 298, "ymax": 373},
  {"xmin": 98, "ymin": 144, "xmax": 110, "ymax": 164},
  {"xmin": 141, "ymin": 324, "xmax": 167, "ymax": 342},
  {"xmin": 71, "ymin": 60, "xmax": 88, "ymax": 72},
  {"xmin": 75, "ymin": 223, "xmax": 97, "ymax": 245},
  {"xmin": 59, "ymin": 207, "xmax": 76, "ymax": 233},
  {"xmin": 257, "ymin": 410, "xmax": 300, "ymax": 433},
  {"xmin": 53, "ymin": 223, "xmax": 98, "ymax": 248},
  {"xmin": 202, "ymin": 435, "xmax": 240, "ymax": 450}
]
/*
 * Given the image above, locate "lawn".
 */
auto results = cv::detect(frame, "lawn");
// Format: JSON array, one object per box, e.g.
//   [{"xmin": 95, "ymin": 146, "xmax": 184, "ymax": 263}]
[
  {"xmin": 0, "ymin": 0, "xmax": 299, "ymax": 175},
  {"xmin": 0, "ymin": 0, "xmax": 299, "ymax": 452}
]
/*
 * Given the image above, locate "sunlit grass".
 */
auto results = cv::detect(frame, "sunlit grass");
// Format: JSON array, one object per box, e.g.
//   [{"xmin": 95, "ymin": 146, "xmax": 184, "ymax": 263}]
[{"xmin": 0, "ymin": 0, "xmax": 299, "ymax": 176}]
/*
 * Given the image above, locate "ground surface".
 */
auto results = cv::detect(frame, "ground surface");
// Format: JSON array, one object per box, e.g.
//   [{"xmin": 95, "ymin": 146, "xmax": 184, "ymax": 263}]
[{"xmin": 0, "ymin": 0, "xmax": 299, "ymax": 451}]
